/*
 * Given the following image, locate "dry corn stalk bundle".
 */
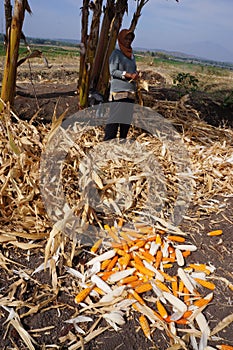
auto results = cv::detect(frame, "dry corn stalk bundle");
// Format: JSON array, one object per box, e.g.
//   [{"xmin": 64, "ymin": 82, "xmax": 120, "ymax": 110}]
[
  {"xmin": 68, "ymin": 222, "xmax": 232, "ymax": 349},
  {"xmin": 0, "ymin": 112, "xmax": 51, "ymax": 237}
]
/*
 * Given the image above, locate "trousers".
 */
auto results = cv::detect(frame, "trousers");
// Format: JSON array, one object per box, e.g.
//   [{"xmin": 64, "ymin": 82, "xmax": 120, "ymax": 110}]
[{"xmin": 103, "ymin": 97, "xmax": 134, "ymax": 141}]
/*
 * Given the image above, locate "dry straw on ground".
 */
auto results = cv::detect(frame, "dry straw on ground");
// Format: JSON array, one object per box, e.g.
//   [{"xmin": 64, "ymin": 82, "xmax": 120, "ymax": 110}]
[{"xmin": 0, "ymin": 95, "xmax": 233, "ymax": 349}]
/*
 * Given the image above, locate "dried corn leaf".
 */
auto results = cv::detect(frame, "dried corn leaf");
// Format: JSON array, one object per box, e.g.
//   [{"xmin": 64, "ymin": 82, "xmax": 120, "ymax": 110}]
[{"xmin": 210, "ymin": 314, "xmax": 233, "ymax": 336}]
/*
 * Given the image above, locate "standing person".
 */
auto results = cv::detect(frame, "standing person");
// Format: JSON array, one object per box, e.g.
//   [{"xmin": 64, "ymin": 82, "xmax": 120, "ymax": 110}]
[{"xmin": 104, "ymin": 29, "xmax": 139, "ymax": 141}]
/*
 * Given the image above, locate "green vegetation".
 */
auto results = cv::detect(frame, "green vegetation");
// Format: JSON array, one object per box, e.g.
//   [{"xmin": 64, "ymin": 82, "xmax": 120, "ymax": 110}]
[
  {"xmin": 173, "ymin": 72, "xmax": 199, "ymax": 93},
  {"xmin": 0, "ymin": 42, "xmax": 80, "ymax": 61}
]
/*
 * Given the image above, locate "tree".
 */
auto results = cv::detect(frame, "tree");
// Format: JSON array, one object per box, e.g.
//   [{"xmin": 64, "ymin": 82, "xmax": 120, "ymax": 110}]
[{"xmin": 0, "ymin": 0, "xmax": 32, "ymax": 113}]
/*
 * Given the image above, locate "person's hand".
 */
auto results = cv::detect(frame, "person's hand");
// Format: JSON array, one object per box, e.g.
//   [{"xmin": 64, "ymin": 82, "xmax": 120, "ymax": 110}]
[{"xmin": 125, "ymin": 72, "xmax": 139, "ymax": 81}]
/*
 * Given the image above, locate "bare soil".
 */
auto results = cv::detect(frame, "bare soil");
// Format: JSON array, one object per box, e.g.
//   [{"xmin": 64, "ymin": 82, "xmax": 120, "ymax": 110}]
[{"xmin": 0, "ymin": 62, "xmax": 233, "ymax": 350}]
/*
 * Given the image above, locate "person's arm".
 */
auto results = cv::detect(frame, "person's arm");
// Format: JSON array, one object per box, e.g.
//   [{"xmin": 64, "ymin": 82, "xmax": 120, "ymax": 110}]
[{"xmin": 109, "ymin": 50, "xmax": 138, "ymax": 80}]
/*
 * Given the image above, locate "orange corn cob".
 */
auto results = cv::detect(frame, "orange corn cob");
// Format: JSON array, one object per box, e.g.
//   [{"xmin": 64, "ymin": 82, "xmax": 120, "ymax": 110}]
[
  {"xmin": 90, "ymin": 238, "xmax": 103, "ymax": 253},
  {"xmin": 98, "ymin": 270, "xmax": 115, "ymax": 281},
  {"xmin": 162, "ymin": 257, "xmax": 176, "ymax": 263},
  {"xmin": 182, "ymin": 310, "xmax": 193, "ymax": 319},
  {"xmin": 115, "ymin": 248, "xmax": 127, "ymax": 256},
  {"xmin": 183, "ymin": 287, "xmax": 191, "ymax": 305},
  {"xmin": 156, "ymin": 300, "xmax": 168, "ymax": 319},
  {"xmin": 119, "ymin": 275, "xmax": 138, "ymax": 285},
  {"xmin": 135, "ymin": 282, "xmax": 152, "ymax": 294},
  {"xmin": 155, "ymin": 234, "xmax": 162, "ymax": 245},
  {"xmin": 168, "ymin": 246, "xmax": 175, "ymax": 254},
  {"xmin": 155, "ymin": 280, "xmax": 171, "ymax": 293},
  {"xmin": 194, "ymin": 278, "xmax": 215, "ymax": 290},
  {"xmin": 207, "ymin": 229, "xmax": 223, "ymax": 236},
  {"xmin": 155, "ymin": 250, "xmax": 163, "ymax": 269},
  {"xmin": 106, "ymin": 255, "xmax": 119, "ymax": 271},
  {"xmin": 134, "ymin": 263, "xmax": 155, "ymax": 278},
  {"xmin": 178, "ymin": 280, "xmax": 184, "ymax": 294},
  {"xmin": 122, "ymin": 242, "xmax": 129, "ymax": 253},
  {"xmin": 188, "ymin": 263, "xmax": 211, "ymax": 275},
  {"xmin": 158, "ymin": 271, "xmax": 176, "ymax": 282},
  {"xmin": 146, "ymin": 235, "xmax": 159, "ymax": 242},
  {"xmin": 167, "ymin": 235, "xmax": 186, "ymax": 243},
  {"xmin": 129, "ymin": 289, "xmax": 146, "ymax": 305},
  {"xmin": 162, "ymin": 263, "xmax": 173, "ymax": 269},
  {"xmin": 133, "ymin": 253, "xmax": 144, "ymax": 267},
  {"xmin": 172, "ymin": 276, "xmax": 178, "ymax": 297},
  {"xmin": 140, "ymin": 250, "xmax": 155, "ymax": 263},
  {"xmin": 118, "ymin": 253, "xmax": 131, "ymax": 270},
  {"xmin": 182, "ymin": 250, "xmax": 191, "ymax": 257},
  {"xmin": 175, "ymin": 318, "xmax": 189, "ymax": 325},
  {"xmin": 130, "ymin": 239, "xmax": 146, "ymax": 251},
  {"xmin": 128, "ymin": 279, "xmax": 144, "ymax": 288},
  {"xmin": 75, "ymin": 286, "xmax": 93, "ymax": 303},
  {"xmin": 193, "ymin": 294, "xmax": 213, "ymax": 307},
  {"xmin": 216, "ymin": 345, "xmax": 233, "ymax": 350},
  {"xmin": 117, "ymin": 218, "xmax": 124, "ymax": 228},
  {"xmin": 101, "ymin": 259, "xmax": 112, "ymax": 270},
  {"xmin": 139, "ymin": 315, "xmax": 151, "ymax": 340}
]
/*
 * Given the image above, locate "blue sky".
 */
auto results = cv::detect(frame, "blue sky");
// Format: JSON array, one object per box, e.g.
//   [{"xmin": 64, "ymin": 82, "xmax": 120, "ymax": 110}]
[{"xmin": 1, "ymin": 0, "xmax": 233, "ymax": 62}]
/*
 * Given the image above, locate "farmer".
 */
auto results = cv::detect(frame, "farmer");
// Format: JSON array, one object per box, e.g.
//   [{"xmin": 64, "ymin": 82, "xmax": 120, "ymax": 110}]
[{"xmin": 103, "ymin": 29, "xmax": 139, "ymax": 141}]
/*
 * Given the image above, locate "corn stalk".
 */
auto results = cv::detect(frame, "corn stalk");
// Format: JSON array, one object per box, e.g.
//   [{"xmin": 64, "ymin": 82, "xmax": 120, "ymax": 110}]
[
  {"xmin": 79, "ymin": 0, "xmax": 103, "ymax": 109},
  {"xmin": 96, "ymin": 0, "xmax": 128, "ymax": 98},
  {"xmin": 78, "ymin": 0, "xmax": 89, "ymax": 89},
  {"xmin": 4, "ymin": 0, "xmax": 12, "ymax": 46},
  {"xmin": 0, "ymin": 0, "xmax": 32, "ymax": 113},
  {"xmin": 129, "ymin": 0, "xmax": 150, "ymax": 32},
  {"xmin": 90, "ymin": 0, "xmax": 115, "ymax": 91}
]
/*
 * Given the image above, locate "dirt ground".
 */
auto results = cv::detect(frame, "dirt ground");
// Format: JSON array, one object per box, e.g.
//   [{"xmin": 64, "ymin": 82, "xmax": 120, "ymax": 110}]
[{"xmin": 0, "ymin": 63, "xmax": 233, "ymax": 350}]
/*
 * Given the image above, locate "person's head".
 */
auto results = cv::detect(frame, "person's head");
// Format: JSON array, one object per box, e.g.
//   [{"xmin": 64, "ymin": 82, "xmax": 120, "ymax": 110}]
[
  {"xmin": 117, "ymin": 29, "xmax": 135, "ymax": 58},
  {"xmin": 118, "ymin": 29, "xmax": 135, "ymax": 49}
]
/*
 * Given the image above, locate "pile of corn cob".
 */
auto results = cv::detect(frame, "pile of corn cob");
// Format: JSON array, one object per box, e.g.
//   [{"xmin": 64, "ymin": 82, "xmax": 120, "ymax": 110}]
[{"xmin": 68, "ymin": 222, "xmax": 231, "ymax": 348}]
